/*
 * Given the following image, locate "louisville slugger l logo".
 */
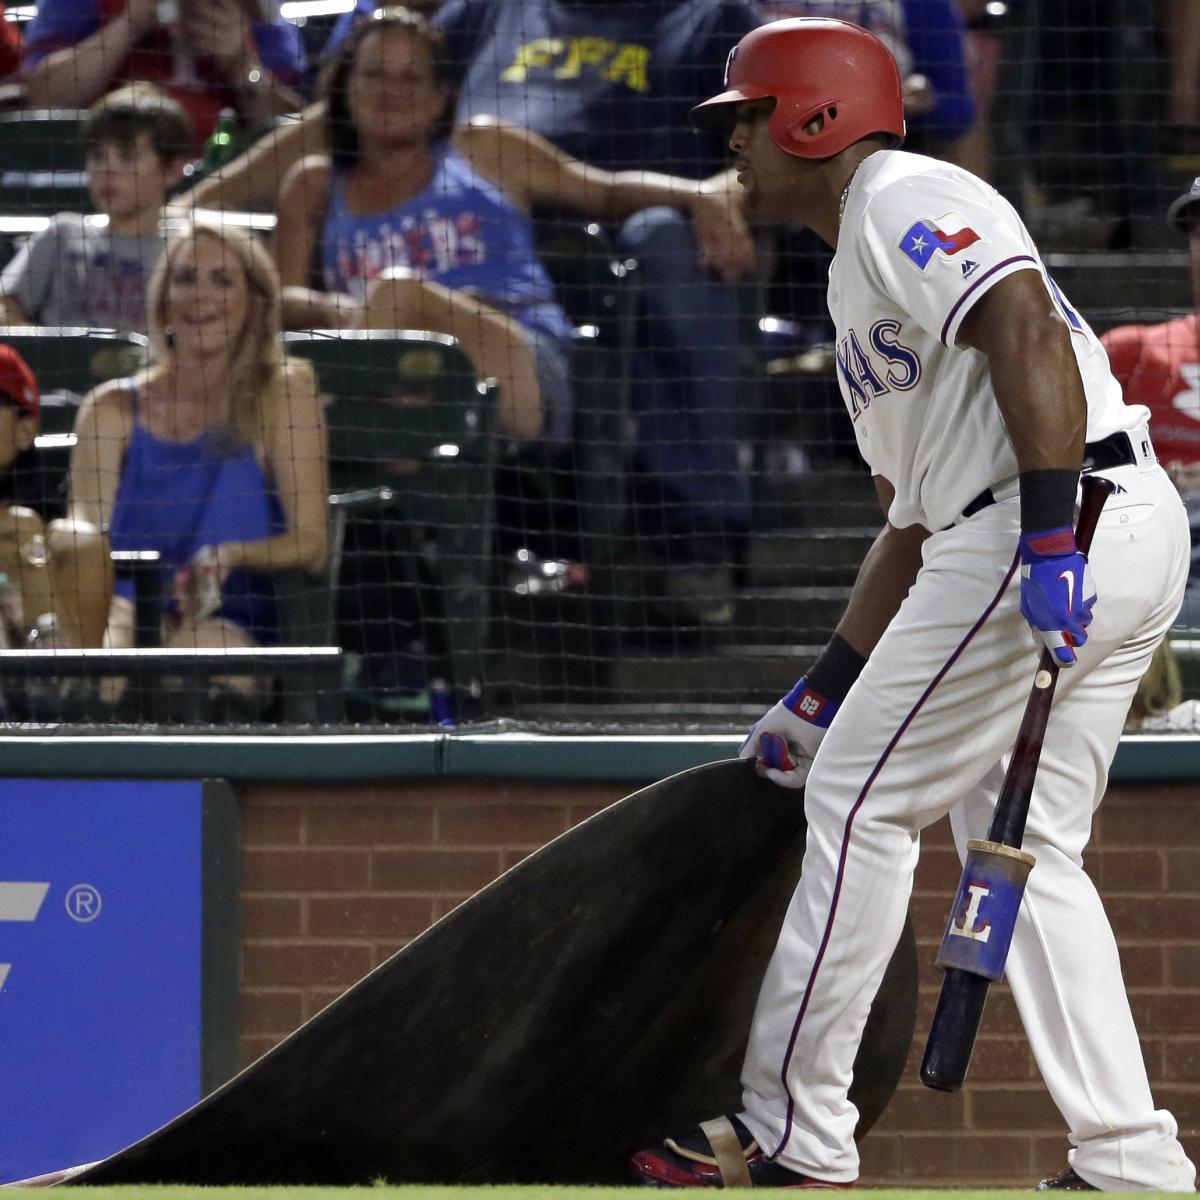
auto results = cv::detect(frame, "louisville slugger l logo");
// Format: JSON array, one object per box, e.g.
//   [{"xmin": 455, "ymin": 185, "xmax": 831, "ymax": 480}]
[
  {"xmin": 0, "ymin": 881, "xmax": 50, "ymax": 991},
  {"xmin": 949, "ymin": 881, "xmax": 992, "ymax": 943}
]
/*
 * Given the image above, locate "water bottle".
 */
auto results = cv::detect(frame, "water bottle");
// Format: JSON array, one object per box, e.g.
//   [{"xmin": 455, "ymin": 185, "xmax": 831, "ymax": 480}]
[
  {"xmin": 427, "ymin": 678, "xmax": 456, "ymax": 728},
  {"xmin": 203, "ymin": 109, "xmax": 238, "ymax": 171}
]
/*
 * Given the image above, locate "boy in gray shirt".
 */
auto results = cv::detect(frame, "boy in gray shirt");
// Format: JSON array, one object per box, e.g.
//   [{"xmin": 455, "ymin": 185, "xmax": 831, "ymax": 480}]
[{"xmin": 1, "ymin": 85, "xmax": 191, "ymax": 333}]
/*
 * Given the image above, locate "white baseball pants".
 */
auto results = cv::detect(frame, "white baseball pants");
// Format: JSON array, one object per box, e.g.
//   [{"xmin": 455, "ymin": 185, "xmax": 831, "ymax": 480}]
[{"xmin": 739, "ymin": 461, "xmax": 1195, "ymax": 1191}]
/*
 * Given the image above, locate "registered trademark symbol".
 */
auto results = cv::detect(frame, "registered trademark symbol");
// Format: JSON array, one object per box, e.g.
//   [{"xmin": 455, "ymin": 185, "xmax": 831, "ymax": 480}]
[{"xmin": 65, "ymin": 884, "xmax": 101, "ymax": 923}]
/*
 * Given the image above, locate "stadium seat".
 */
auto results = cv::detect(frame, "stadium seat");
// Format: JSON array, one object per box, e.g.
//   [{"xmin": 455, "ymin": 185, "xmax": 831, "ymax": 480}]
[
  {"xmin": 0, "ymin": 110, "xmax": 91, "ymax": 214},
  {"xmin": 529, "ymin": 217, "xmax": 636, "ymax": 569},
  {"xmin": 282, "ymin": 329, "xmax": 497, "ymax": 714},
  {"xmin": 0, "ymin": 327, "xmax": 149, "ymax": 523},
  {"xmin": 0, "ymin": 327, "xmax": 149, "ymax": 428}
]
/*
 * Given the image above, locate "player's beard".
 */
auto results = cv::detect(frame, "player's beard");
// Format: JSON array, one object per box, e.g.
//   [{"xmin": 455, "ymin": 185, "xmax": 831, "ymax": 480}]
[
  {"xmin": 740, "ymin": 173, "xmax": 779, "ymax": 221},
  {"xmin": 736, "ymin": 167, "xmax": 759, "ymax": 213}
]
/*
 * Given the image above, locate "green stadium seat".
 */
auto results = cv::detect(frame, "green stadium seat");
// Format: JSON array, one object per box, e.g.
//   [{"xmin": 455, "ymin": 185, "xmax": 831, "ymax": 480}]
[
  {"xmin": 283, "ymin": 329, "xmax": 498, "ymax": 713},
  {"xmin": 0, "ymin": 328, "xmax": 149, "ymax": 525},
  {"xmin": 0, "ymin": 326, "xmax": 149, "ymax": 429},
  {"xmin": 0, "ymin": 110, "xmax": 92, "ymax": 214},
  {"xmin": 532, "ymin": 218, "xmax": 636, "ymax": 570}
]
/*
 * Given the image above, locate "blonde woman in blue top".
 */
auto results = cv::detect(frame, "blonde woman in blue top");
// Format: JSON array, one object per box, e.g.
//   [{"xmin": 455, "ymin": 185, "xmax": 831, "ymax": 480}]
[
  {"xmin": 273, "ymin": 6, "xmax": 749, "ymax": 443},
  {"xmin": 47, "ymin": 221, "xmax": 328, "ymax": 690}
]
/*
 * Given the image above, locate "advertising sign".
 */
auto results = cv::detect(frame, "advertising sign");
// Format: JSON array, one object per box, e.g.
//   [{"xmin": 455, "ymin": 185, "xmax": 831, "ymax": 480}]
[{"xmin": 0, "ymin": 779, "xmax": 237, "ymax": 1183}]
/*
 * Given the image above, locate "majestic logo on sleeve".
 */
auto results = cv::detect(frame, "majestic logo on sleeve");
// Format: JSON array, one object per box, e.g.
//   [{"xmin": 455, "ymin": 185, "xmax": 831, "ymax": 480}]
[{"xmin": 899, "ymin": 215, "xmax": 982, "ymax": 272}]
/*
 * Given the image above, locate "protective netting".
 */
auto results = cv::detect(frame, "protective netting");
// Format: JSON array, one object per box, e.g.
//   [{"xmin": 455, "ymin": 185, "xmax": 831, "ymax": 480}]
[{"xmin": 0, "ymin": 0, "xmax": 1196, "ymax": 731}]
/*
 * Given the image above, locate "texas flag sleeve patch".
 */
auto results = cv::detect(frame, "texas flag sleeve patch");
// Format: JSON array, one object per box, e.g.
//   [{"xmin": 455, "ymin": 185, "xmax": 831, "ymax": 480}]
[{"xmin": 899, "ymin": 218, "xmax": 981, "ymax": 271}]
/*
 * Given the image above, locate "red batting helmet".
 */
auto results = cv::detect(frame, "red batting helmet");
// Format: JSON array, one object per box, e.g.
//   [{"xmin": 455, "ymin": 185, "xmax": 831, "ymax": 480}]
[{"xmin": 691, "ymin": 18, "xmax": 905, "ymax": 159}]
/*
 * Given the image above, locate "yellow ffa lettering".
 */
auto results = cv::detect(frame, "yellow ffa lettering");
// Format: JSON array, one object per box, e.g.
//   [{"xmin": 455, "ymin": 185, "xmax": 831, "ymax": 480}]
[
  {"xmin": 555, "ymin": 36, "xmax": 615, "ymax": 79},
  {"xmin": 602, "ymin": 43, "xmax": 650, "ymax": 92},
  {"xmin": 499, "ymin": 38, "xmax": 565, "ymax": 83}
]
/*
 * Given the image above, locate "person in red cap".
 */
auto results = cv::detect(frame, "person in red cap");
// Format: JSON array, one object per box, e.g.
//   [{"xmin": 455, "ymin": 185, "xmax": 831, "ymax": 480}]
[
  {"xmin": 1102, "ymin": 177, "xmax": 1200, "ymax": 489},
  {"xmin": 0, "ymin": 344, "xmax": 53, "ymax": 649},
  {"xmin": 1100, "ymin": 178, "xmax": 1200, "ymax": 629},
  {"xmin": 631, "ymin": 17, "xmax": 1194, "ymax": 1193}
]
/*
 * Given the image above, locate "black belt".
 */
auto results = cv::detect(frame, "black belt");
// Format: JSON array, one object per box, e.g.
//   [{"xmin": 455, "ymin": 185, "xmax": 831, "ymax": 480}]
[{"xmin": 959, "ymin": 430, "xmax": 1138, "ymax": 523}]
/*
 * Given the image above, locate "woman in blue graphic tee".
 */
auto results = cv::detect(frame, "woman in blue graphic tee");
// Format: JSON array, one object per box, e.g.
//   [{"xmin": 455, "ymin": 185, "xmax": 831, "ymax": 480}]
[{"xmin": 273, "ymin": 7, "xmax": 742, "ymax": 444}]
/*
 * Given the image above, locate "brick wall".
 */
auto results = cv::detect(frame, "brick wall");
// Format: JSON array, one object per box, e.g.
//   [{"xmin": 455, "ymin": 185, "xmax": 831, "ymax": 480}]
[{"xmin": 238, "ymin": 777, "xmax": 1199, "ymax": 1187}]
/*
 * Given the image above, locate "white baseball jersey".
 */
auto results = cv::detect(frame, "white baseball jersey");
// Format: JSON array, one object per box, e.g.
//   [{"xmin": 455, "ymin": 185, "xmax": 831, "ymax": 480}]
[{"xmin": 829, "ymin": 149, "xmax": 1148, "ymax": 531}]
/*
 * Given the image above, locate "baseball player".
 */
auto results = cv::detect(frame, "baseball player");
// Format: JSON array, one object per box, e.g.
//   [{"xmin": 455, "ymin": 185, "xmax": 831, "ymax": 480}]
[{"xmin": 631, "ymin": 18, "xmax": 1196, "ymax": 1193}]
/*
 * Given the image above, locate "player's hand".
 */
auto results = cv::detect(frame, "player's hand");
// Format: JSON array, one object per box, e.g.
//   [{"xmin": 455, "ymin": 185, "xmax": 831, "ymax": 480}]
[
  {"xmin": 1018, "ymin": 527, "xmax": 1096, "ymax": 668},
  {"xmin": 691, "ymin": 188, "xmax": 756, "ymax": 282},
  {"xmin": 739, "ymin": 676, "xmax": 838, "ymax": 789}
]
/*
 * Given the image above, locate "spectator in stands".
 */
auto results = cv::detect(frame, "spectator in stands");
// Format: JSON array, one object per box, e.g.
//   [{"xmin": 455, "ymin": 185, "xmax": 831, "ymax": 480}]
[
  {"xmin": 45, "ymin": 221, "xmax": 327, "ymax": 699},
  {"xmin": 276, "ymin": 8, "xmax": 757, "ymax": 450},
  {"xmin": 0, "ymin": 344, "xmax": 53, "ymax": 647},
  {"xmin": 1166, "ymin": 0, "xmax": 1200, "ymax": 146},
  {"xmin": 1100, "ymin": 177, "xmax": 1200, "ymax": 628},
  {"xmin": 0, "ymin": 85, "xmax": 191, "ymax": 332},
  {"xmin": 900, "ymin": 0, "xmax": 975, "ymax": 156},
  {"xmin": 324, "ymin": 0, "xmax": 437, "ymax": 44},
  {"xmin": 0, "ymin": 3, "xmax": 25, "ymax": 81},
  {"xmin": 188, "ymin": 0, "xmax": 762, "ymax": 626},
  {"xmin": 950, "ymin": 0, "xmax": 1004, "ymax": 180},
  {"xmin": 21, "ymin": 0, "xmax": 306, "ymax": 152},
  {"xmin": 432, "ymin": 0, "xmax": 766, "ymax": 621},
  {"xmin": 275, "ymin": 10, "xmax": 568, "ymax": 444},
  {"xmin": 1123, "ymin": 638, "xmax": 1200, "ymax": 732}
]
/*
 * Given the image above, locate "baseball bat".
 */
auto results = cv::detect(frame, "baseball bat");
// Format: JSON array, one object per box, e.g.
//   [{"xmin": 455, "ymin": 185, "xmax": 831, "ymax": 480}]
[{"xmin": 919, "ymin": 473, "xmax": 1116, "ymax": 1093}]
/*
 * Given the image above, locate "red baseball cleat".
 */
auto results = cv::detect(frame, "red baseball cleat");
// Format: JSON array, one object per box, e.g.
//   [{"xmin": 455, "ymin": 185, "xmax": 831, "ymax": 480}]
[{"xmin": 630, "ymin": 1115, "xmax": 851, "ymax": 1189}]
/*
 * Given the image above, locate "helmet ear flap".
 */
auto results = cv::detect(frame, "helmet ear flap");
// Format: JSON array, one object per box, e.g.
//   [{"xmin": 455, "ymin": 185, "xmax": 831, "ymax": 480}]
[{"xmin": 788, "ymin": 105, "xmax": 838, "ymax": 144}]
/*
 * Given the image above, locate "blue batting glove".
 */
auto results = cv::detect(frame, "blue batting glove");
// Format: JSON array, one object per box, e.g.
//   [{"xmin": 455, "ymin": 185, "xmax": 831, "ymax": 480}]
[
  {"xmin": 1018, "ymin": 526, "xmax": 1097, "ymax": 668},
  {"xmin": 739, "ymin": 676, "xmax": 840, "ymax": 789}
]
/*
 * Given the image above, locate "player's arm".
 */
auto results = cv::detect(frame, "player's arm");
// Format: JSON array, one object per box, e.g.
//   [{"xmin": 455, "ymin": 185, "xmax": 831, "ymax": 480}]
[
  {"xmin": 740, "ymin": 475, "xmax": 928, "ymax": 788},
  {"xmin": 958, "ymin": 269, "xmax": 1092, "ymax": 666},
  {"xmin": 958, "ymin": 270, "xmax": 1086, "ymax": 473}
]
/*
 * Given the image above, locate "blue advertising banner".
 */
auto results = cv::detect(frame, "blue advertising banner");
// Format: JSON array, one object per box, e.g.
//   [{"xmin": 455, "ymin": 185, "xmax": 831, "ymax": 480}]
[{"xmin": 0, "ymin": 779, "xmax": 206, "ymax": 1183}]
